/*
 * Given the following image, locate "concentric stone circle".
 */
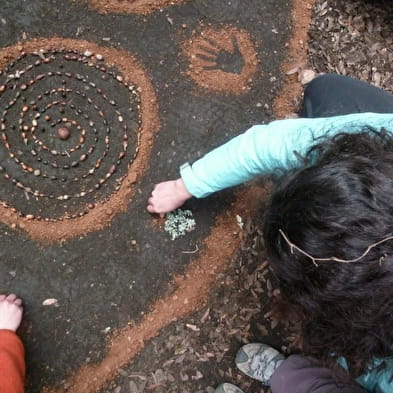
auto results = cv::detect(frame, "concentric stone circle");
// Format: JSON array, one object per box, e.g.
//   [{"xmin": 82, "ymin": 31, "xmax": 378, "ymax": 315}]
[{"xmin": 0, "ymin": 38, "xmax": 159, "ymax": 243}]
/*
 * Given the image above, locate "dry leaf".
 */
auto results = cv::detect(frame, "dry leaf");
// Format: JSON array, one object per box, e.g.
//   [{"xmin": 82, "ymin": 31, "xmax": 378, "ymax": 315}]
[{"xmin": 298, "ymin": 69, "xmax": 316, "ymax": 85}]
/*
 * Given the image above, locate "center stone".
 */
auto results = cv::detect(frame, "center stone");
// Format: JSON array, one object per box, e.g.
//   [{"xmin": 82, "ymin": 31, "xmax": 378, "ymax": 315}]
[{"xmin": 57, "ymin": 126, "xmax": 71, "ymax": 140}]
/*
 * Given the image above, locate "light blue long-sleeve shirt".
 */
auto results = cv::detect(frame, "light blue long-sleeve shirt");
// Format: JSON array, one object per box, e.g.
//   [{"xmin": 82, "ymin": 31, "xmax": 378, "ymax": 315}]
[
  {"xmin": 180, "ymin": 112, "xmax": 393, "ymax": 393},
  {"xmin": 181, "ymin": 112, "xmax": 393, "ymax": 198}
]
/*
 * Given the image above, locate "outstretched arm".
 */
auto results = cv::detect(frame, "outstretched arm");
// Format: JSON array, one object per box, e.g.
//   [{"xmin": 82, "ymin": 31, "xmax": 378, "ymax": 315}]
[{"xmin": 147, "ymin": 112, "xmax": 393, "ymax": 214}]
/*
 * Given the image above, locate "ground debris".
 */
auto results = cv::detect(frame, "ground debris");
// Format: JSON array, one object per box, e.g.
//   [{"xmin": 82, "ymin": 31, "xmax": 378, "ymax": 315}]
[
  {"xmin": 308, "ymin": 0, "xmax": 393, "ymax": 92},
  {"xmin": 99, "ymin": 217, "xmax": 286, "ymax": 393}
]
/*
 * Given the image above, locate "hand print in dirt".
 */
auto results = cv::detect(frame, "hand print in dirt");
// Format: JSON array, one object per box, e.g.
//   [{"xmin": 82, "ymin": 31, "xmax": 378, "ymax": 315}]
[{"xmin": 183, "ymin": 26, "xmax": 259, "ymax": 95}]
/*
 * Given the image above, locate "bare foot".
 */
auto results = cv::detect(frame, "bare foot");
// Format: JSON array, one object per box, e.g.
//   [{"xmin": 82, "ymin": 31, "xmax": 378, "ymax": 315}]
[{"xmin": 0, "ymin": 294, "xmax": 23, "ymax": 332}]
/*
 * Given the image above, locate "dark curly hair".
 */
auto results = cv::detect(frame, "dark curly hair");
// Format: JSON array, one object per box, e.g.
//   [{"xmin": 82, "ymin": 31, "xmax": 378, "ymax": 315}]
[{"xmin": 263, "ymin": 129, "xmax": 393, "ymax": 377}]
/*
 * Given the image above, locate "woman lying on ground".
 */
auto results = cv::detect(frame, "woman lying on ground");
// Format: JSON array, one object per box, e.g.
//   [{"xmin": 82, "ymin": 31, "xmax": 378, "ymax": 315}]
[{"xmin": 147, "ymin": 74, "xmax": 393, "ymax": 393}]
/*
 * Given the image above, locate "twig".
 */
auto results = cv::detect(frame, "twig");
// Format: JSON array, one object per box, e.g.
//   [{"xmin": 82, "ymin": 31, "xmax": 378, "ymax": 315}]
[{"xmin": 279, "ymin": 229, "xmax": 393, "ymax": 266}]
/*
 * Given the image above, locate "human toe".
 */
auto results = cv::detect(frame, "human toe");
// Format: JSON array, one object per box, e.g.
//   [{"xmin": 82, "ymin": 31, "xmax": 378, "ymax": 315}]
[{"xmin": 6, "ymin": 294, "xmax": 17, "ymax": 303}]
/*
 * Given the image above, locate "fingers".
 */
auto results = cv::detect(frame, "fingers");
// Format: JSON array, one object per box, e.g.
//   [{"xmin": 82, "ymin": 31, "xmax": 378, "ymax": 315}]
[
  {"xmin": 203, "ymin": 37, "xmax": 221, "ymax": 51},
  {"xmin": 195, "ymin": 52, "xmax": 217, "ymax": 62},
  {"xmin": 147, "ymin": 204, "xmax": 165, "ymax": 218},
  {"xmin": 147, "ymin": 203, "xmax": 166, "ymax": 216},
  {"xmin": 147, "ymin": 195, "xmax": 160, "ymax": 212},
  {"xmin": 147, "ymin": 183, "xmax": 168, "ymax": 214},
  {"xmin": 146, "ymin": 204, "xmax": 156, "ymax": 213},
  {"xmin": 203, "ymin": 65, "xmax": 221, "ymax": 71},
  {"xmin": 232, "ymin": 36, "xmax": 240, "ymax": 52},
  {"xmin": 147, "ymin": 186, "xmax": 159, "ymax": 213},
  {"xmin": 147, "ymin": 197, "xmax": 162, "ymax": 214}
]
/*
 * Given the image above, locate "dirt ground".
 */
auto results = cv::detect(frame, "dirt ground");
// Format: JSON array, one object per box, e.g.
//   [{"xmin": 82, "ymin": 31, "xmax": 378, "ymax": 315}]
[{"xmin": 0, "ymin": 0, "xmax": 392, "ymax": 392}]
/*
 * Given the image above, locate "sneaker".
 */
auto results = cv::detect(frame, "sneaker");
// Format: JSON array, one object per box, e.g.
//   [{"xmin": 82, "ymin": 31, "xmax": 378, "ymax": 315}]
[
  {"xmin": 235, "ymin": 343, "xmax": 285, "ymax": 385},
  {"xmin": 214, "ymin": 383, "xmax": 245, "ymax": 393}
]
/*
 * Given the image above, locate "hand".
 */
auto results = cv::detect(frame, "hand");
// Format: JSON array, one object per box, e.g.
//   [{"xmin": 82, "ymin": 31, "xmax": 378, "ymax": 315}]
[
  {"xmin": 147, "ymin": 178, "xmax": 192, "ymax": 215},
  {"xmin": 195, "ymin": 36, "xmax": 244, "ymax": 74}
]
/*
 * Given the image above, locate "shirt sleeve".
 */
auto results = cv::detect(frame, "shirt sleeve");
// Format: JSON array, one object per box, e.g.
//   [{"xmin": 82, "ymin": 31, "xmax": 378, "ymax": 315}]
[
  {"xmin": 0, "ymin": 330, "xmax": 25, "ymax": 393},
  {"xmin": 180, "ymin": 112, "xmax": 393, "ymax": 198}
]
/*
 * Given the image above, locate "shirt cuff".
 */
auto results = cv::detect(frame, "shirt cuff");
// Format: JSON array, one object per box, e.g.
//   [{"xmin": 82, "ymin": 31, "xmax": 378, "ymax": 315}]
[{"xmin": 179, "ymin": 162, "xmax": 211, "ymax": 199}]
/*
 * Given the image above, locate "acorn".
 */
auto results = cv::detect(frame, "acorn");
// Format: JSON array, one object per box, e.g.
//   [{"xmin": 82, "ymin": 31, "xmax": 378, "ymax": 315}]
[{"xmin": 57, "ymin": 126, "xmax": 71, "ymax": 140}]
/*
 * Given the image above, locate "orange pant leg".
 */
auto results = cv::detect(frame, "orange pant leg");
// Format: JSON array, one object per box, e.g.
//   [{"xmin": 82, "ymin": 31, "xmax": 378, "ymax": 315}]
[{"xmin": 0, "ymin": 330, "xmax": 25, "ymax": 393}]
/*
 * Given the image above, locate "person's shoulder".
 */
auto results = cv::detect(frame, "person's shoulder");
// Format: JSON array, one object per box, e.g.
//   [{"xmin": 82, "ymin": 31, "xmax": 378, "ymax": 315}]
[{"xmin": 293, "ymin": 112, "xmax": 393, "ymax": 130}]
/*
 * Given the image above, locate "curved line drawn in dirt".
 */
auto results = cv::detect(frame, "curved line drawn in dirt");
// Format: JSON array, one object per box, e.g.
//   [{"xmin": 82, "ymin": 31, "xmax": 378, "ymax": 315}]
[
  {"xmin": 183, "ymin": 26, "xmax": 259, "ymax": 95},
  {"xmin": 80, "ymin": 0, "xmax": 186, "ymax": 15},
  {"xmin": 0, "ymin": 38, "xmax": 159, "ymax": 243},
  {"xmin": 41, "ymin": 186, "xmax": 266, "ymax": 393}
]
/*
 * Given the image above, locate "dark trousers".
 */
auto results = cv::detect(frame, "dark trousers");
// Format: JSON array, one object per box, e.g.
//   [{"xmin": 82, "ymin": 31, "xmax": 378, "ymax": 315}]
[
  {"xmin": 270, "ymin": 356, "xmax": 367, "ymax": 393},
  {"xmin": 300, "ymin": 74, "xmax": 393, "ymax": 118}
]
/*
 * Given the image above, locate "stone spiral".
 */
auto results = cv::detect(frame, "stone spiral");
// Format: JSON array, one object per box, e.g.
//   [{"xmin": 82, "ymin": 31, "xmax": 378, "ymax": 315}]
[{"xmin": 0, "ymin": 47, "xmax": 142, "ymax": 223}]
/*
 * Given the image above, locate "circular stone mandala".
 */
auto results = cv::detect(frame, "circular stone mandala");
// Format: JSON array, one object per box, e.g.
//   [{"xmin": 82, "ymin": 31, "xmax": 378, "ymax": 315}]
[{"xmin": 0, "ymin": 38, "xmax": 159, "ymax": 242}]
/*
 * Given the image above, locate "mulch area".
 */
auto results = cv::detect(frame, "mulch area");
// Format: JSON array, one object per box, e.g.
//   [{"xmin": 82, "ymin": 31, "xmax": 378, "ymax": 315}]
[
  {"xmin": 309, "ymin": 0, "xmax": 393, "ymax": 91},
  {"xmin": 99, "ymin": 0, "xmax": 393, "ymax": 392}
]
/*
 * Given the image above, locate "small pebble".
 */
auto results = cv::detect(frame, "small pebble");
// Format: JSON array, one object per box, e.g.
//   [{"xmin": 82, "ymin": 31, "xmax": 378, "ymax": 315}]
[{"xmin": 42, "ymin": 298, "xmax": 58, "ymax": 306}]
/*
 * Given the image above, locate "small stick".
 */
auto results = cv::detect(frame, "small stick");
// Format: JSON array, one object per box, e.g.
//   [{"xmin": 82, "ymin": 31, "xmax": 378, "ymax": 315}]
[{"xmin": 279, "ymin": 229, "xmax": 393, "ymax": 266}]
